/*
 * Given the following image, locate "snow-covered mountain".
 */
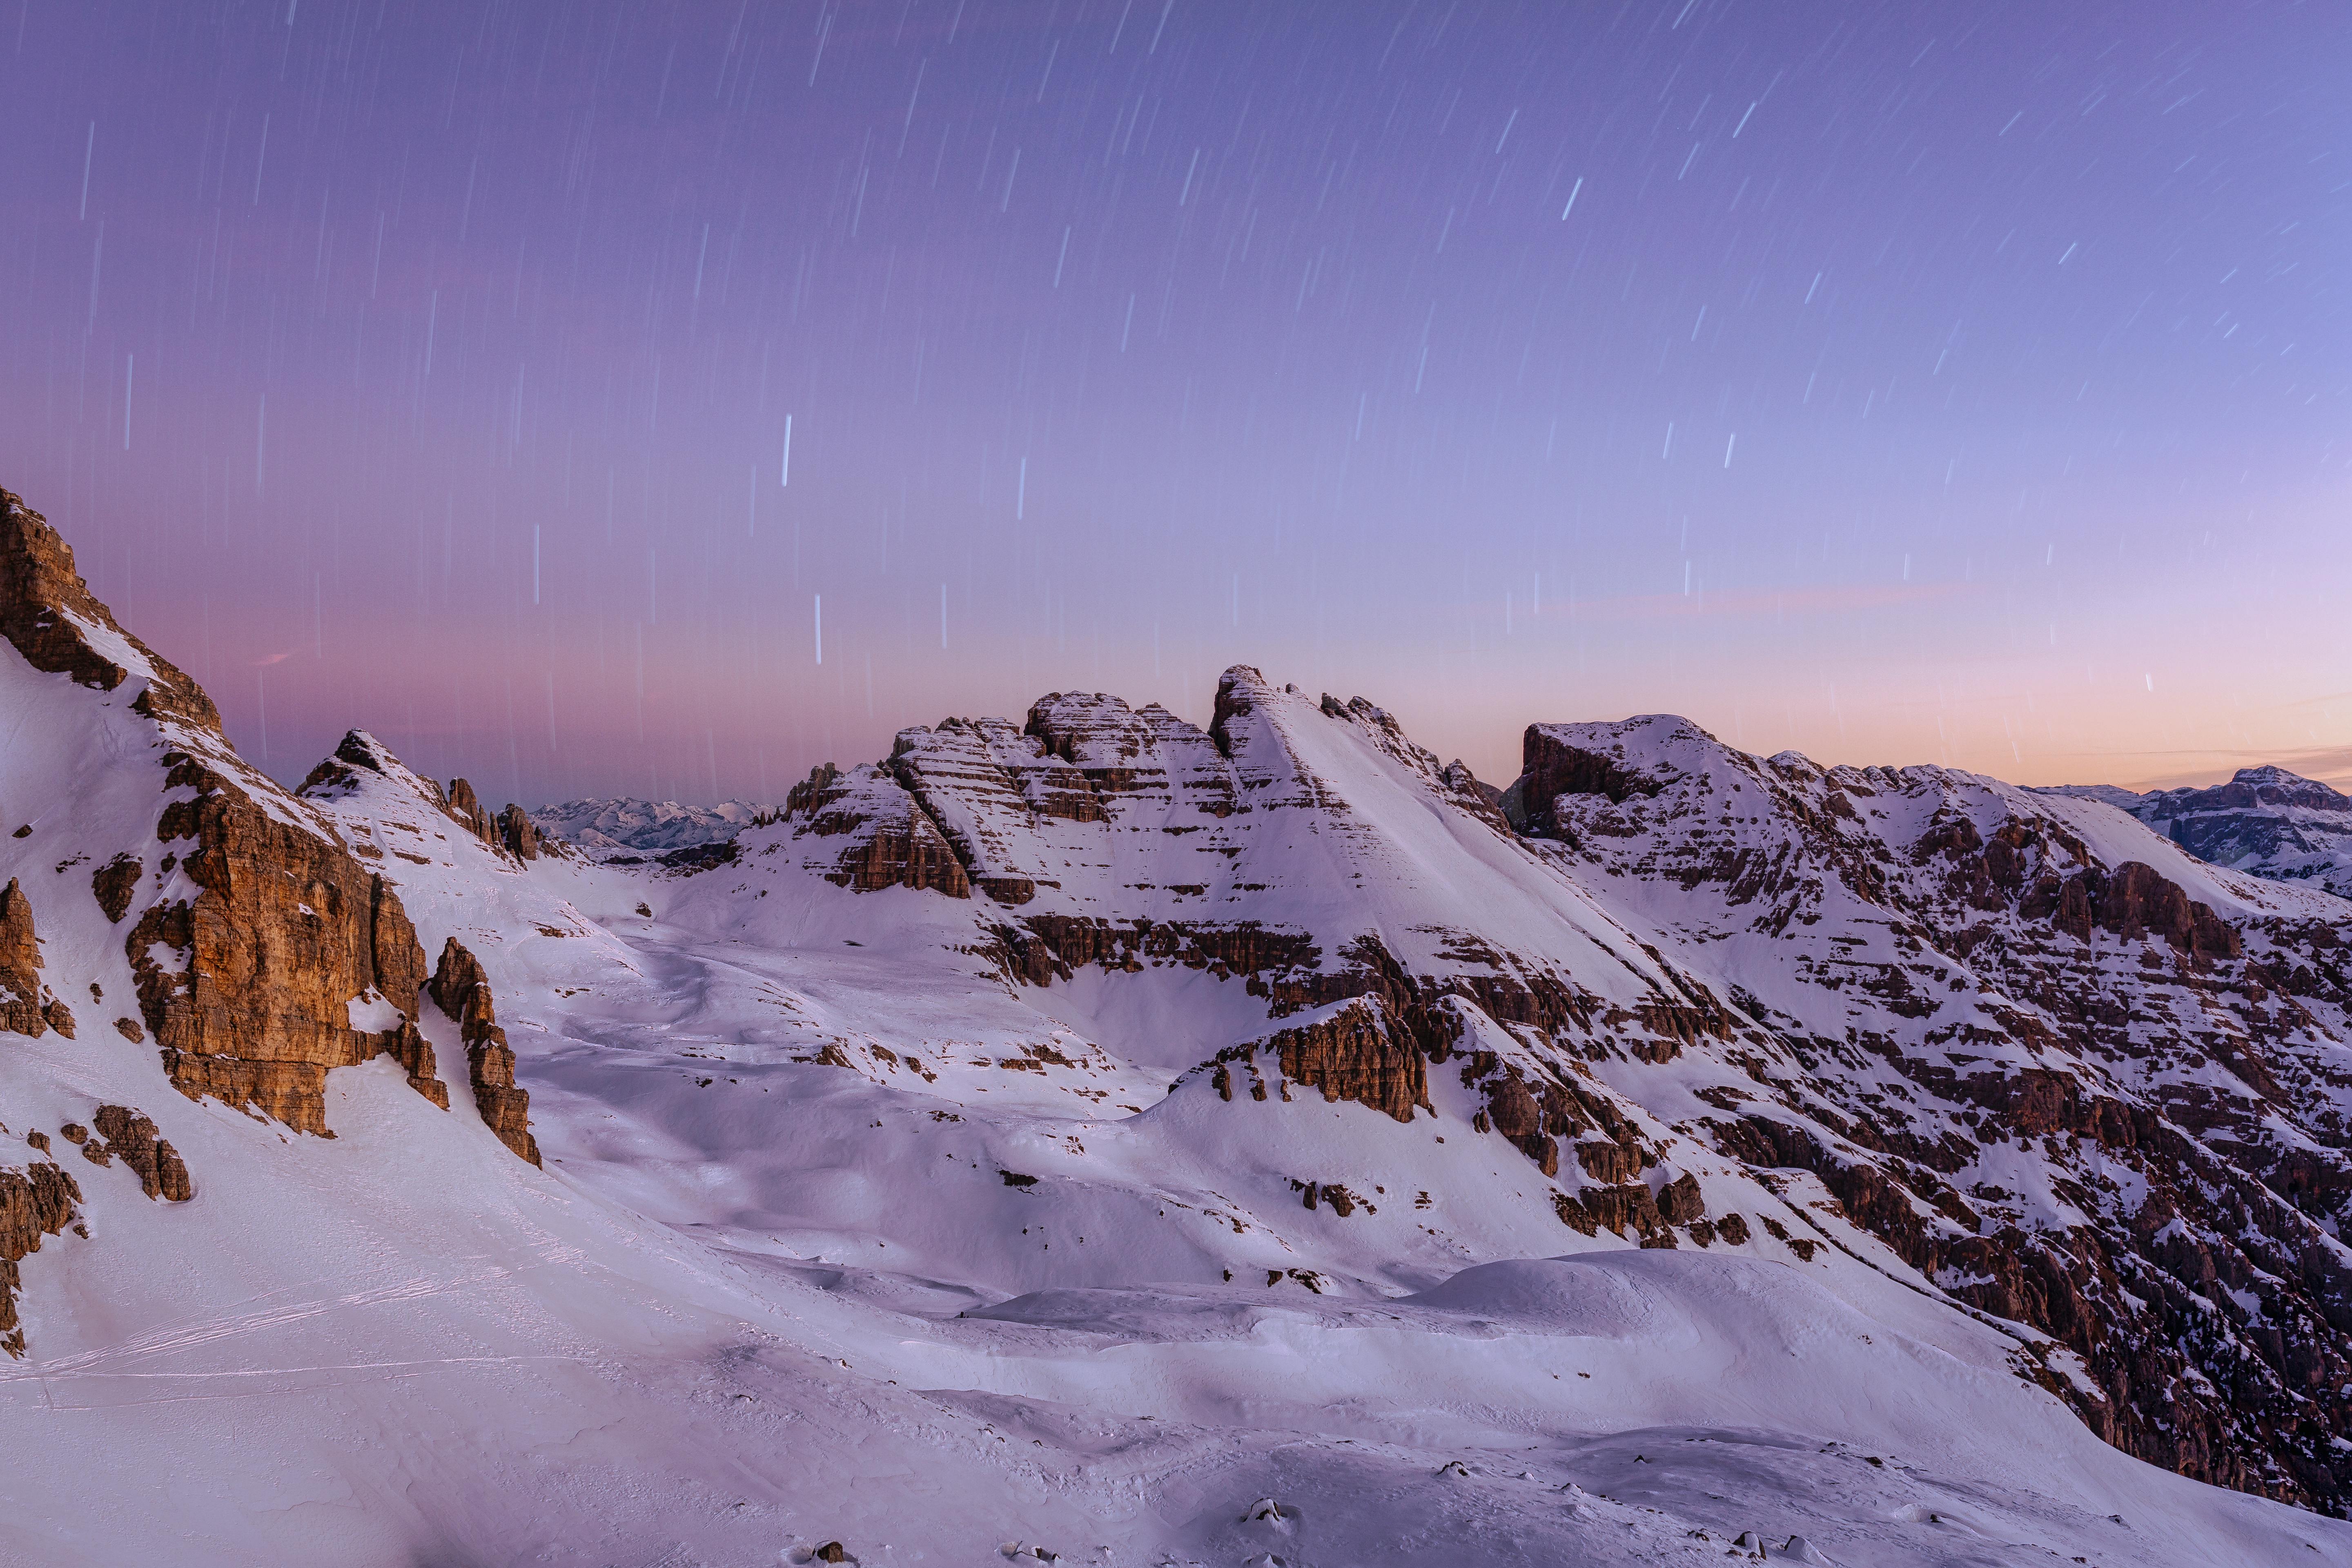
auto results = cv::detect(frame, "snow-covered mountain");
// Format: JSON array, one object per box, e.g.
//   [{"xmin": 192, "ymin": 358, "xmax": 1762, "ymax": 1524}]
[
  {"xmin": 531, "ymin": 795, "xmax": 774, "ymax": 855},
  {"xmin": 4, "ymin": 485, "xmax": 2352, "ymax": 1565},
  {"xmin": 2043, "ymin": 766, "xmax": 2352, "ymax": 900}
]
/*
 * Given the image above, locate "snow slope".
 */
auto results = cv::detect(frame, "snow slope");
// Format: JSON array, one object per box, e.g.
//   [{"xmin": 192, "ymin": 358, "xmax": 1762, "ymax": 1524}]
[{"xmin": 2, "ymin": 488, "xmax": 2350, "ymax": 1562}]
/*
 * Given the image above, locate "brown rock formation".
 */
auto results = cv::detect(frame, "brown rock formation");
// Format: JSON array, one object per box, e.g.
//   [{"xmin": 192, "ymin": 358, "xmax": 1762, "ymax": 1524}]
[
  {"xmin": 1555, "ymin": 1181, "xmax": 1668, "ymax": 1242},
  {"xmin": 782, "ymin": 763, "xmax": 972, "ymax": 897},
  {"xmin": 1657, "ymin": 1171, "xmax": 1706, "ymax": 1224},
  {"xmin": 91, "ymin": 853, "xmax": 141, "ymax": 922},
  {"xmin": 0, "ymin": 878, "xmax": 46, "ymax": 1036},
  {"xmin": 2018, "ymin": 861, "xmax": 2242, "ymax": 962},
  {"xmin": 0, "ymin": 490, "xmax": 219, "ymax": 729},
  {"xmin": 89, "ymin": 1105, "xmax": 194, "ymax": 1201},
  {"xmin": 497, "ymin": 804, "xmax": 541, "ymax": 860},
  {"xmin": 1502, "ymin": 725, "xmax": 1665, "ymax": 838},
  {"xmin": 129, "ymin": 752, "xmax": 453, "ymax": 1134},
  {"xmin": 0, "ymin": 488, "xmax": 457, "ymax": 1136},
  {"xmin": 1574, "ymin": 1140, "xmax": 1641, "ymax": 1183},
  {"xmin": 0, "ymin": 1158, "xmax": 80, "ymax": 1355},
  {"xmin": 302, "ymin": 731, "xmax": 436, "ymax": 810},
  {"xmin": 446, "ymin": 778, "xmax": 496, "ymax": 844},
  {"xmin": 427, "ymin": 938, "xmax": 541, "ymax": 1165},
  {"xmin": 1223, "ymin": 998, "xmax": 1430, "ymax": 1125},
  {"xmin": 384, "ymin": 1019, "xmax": 450, "ymax": 1109}
]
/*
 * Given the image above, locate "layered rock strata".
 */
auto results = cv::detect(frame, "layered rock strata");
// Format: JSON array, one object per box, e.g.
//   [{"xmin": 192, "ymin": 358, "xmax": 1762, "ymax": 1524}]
[{"xmin": 127, "ymin": 747, "xmax": 448, "ymax": 1136}]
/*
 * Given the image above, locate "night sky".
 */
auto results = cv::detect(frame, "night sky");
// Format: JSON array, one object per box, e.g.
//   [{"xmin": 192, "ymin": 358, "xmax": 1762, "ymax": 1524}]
[{"xmin": 4, "ymin": 1, "xmax": 2347, "ymax": 807}]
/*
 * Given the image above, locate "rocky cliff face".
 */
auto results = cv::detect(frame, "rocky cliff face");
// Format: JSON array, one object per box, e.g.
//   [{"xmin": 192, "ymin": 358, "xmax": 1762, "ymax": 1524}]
[
  {"xmin": 0, "ymin": 879, "xmax": 49, "ymax": 1038},
  {"xmin": 446, "ymin": 777, "xmax": 495, "ymax": 844},
  {"xmin": 0, "ymin": 492, "xmax": 218, "ymax": 732},
  {"xmin": 127, "ymin": 743, "xmax": 451, "ymax": 1135},
  {"xmin": 0, "ymin": 1154, "xmax": 80, "ymax": 1357},
  {"xmin": 496, "ymin": 804, "xmax": 541, "ymax": 860},
  {"xmin": 87, "ymin": 1104, "xmax": 194, "ymax": 1202},
  {"xmin": 0, "ymin": 488, "xmax": 531, "ymax": 1160},
  {"xmin": 771, "ymin": 762, "xmax": 971, "ymax": 896}
]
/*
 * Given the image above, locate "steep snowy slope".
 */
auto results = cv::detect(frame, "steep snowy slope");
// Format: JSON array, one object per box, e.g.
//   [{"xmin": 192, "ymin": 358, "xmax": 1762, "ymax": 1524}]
[
  {"xmin": 2044, "ymin": 767, "xmax": 2352, "ymax": 900},
  {"xmin": 4, "ymin": 481, "xmax": 2352, "ymax": 1564}
]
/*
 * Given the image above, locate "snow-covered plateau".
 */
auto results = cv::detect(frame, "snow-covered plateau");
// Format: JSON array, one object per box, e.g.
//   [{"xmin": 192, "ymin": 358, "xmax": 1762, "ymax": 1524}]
[{"xmin": 3, "ymin": 485, "xmax": 2350, "ymax": 1567}]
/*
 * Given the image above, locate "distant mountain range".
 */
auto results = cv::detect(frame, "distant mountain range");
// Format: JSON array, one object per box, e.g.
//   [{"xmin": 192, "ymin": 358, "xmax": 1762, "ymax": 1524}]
[
  {"xmin": 3, "ymin": 477, "xmax": 2350, "ymax": 1561},
  {"xmin": 529, "ymin": 795, "xmax": 773, "ymax": 854},
  {"xmin": 2039, "ymin": 765, "xmax": 2352, "ymax": 899}
]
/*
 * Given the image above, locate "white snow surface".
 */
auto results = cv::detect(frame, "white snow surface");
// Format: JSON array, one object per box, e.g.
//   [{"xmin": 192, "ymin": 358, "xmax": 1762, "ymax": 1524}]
[{"xmin": 0, "ymin": 663, "xmax": 2346, "ymax": 1566}]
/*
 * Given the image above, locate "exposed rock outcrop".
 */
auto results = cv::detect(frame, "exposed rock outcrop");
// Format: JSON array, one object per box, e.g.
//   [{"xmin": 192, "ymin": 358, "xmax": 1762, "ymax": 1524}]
[
  {"xmin": 446, "ymin": 778, "xmax": 496, "ymax": 845},
  {"xmin": 427, "ymin": 938, "xmax": 541, "ymax": 1165},
  {"xmin": 129, "ymin": 753, "xmax": 452, "ymax": 1135},
  {"xmin": 0, "ymin": 489, "xmax": 218, "ymax": 730},
  {"xmin": 496, "ymin": 804, "xmax": 541, "ymax": 860},
  {"xmin": 775, "ymin": 762, "xmax": 971, "ymax": 897},
  {"xmin": 0, "ymin": 1158, "xmax": 80, "ymax": 1356},
  {"xmin": 301, "ymin": 729, "xmax": 419, "ymax": 802},
  {"xmin": 1229, "ymin": 998, "xmax": 1430, "ymax": 1125},
  {"xmin": 89, "ymin": 1105, "xmax": 194, "ymax": 1201},
  {"xmin": 1501, "ymin": 725, "xmax": 1665, "ymax": 838},
  {"xmin": 0, "ymin": 878, "xmax": 47, "ymax": 1036},
  {"xmin": 91, "ymin": 853, "xmax": 140, "ymax": 922},
  {"xmin": 0, "ymin": 486, "xmax": 457, "ymax": 1137}
]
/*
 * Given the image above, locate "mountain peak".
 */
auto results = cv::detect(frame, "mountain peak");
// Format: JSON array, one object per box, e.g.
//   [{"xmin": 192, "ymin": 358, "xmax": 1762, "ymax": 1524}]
[
  {"xmin": 0, "ymin": 488, "xmax": 221, "ymax": 733},
  {"xmin": 2223, "ymin": 764, "xmax": 2351, "ymax": 808}
]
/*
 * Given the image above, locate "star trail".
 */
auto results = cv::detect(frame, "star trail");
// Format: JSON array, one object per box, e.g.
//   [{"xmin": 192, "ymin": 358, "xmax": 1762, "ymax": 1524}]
[{"xmin": 2, "ymin": 0, "xmax": 2345, "ymax": 802}]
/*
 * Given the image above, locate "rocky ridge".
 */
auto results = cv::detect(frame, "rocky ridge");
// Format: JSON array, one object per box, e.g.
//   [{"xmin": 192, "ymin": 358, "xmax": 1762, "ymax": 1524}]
[
  {"xmin": 1501, "ymin": 718, "xmax": 2352, "ymax": 1508},
  {"xmin": 2043, "ymin": 766, "xmax": 2352, "ymax": 900},
  {"xmin": 695, "ymin": 678, "xmax": 2352, "ymax": 1515}
]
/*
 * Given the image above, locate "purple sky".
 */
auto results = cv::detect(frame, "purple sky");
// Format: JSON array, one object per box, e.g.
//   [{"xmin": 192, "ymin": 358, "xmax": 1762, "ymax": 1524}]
[{"xmin": 4, "ymin": 1, "xmax": 2348, "ymax": 808}]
